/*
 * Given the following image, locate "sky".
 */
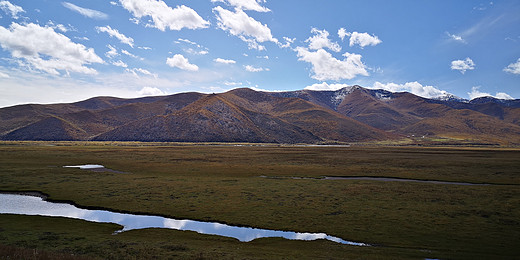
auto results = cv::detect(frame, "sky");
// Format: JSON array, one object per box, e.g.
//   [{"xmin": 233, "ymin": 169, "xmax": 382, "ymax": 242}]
[{"xmin": 0, "ymin": 0, "xmax": 519, "ymax": 108}]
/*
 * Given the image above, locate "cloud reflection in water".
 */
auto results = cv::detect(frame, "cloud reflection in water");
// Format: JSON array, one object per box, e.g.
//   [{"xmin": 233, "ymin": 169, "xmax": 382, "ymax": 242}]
[{"xmin": 0, "ymin": 194, "xmax": 368, "ymax": 246}]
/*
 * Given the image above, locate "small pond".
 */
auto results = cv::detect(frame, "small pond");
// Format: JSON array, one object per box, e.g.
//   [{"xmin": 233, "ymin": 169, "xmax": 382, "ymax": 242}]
[{"xmin": 0, "ymin": 193, "xmax": 368, "ymax": 246}]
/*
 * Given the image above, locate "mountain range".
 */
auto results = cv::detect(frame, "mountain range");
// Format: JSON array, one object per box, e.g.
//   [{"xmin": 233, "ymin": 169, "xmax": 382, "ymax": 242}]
[{"xmin": 1, "ymin": 86, "xmax": 520, "ymax": 144}]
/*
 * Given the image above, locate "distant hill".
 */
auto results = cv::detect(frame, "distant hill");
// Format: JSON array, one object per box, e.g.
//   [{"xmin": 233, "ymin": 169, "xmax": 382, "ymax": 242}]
[{"xmin": 1, "ymin": 86, "xmax": 520, "ymax": 144}]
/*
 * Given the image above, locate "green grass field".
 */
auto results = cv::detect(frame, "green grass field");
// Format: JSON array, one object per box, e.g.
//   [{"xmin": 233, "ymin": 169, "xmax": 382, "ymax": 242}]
[{"xmin": 1, "ymin": 142, "xmax": 519, "ymax": 259}]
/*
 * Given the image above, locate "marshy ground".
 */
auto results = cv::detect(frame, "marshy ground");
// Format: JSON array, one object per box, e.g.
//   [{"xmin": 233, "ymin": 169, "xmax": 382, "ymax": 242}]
[{"xmin": 0, "ymin": 142, "xmax": 519, "ymax": 259}]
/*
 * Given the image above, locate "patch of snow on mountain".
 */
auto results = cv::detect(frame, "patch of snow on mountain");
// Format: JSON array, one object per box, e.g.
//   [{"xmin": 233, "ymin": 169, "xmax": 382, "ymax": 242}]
[{"xmin": 330, "ymin": 86, "xmax": 356, "ymax": 108}]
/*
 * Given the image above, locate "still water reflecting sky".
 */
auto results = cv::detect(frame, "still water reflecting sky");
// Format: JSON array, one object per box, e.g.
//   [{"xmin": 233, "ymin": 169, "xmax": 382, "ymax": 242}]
[{"xmin": 0, "ymin": 194, "xmax": 368, "ymax": 246}]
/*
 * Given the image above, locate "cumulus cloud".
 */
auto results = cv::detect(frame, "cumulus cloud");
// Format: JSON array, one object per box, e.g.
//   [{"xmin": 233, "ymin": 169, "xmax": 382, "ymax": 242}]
[
  {"xmin": 96, "ymin": 26, "xmax": 134, "ymax": 48},
  {"xmin": 211, "ymin": 0, "xmax": 270, "ymax": 12},
  {"xmin": 371, "ymin": 81, "xmax": 451, "ymax": 99},
  {"xmin": 166, "ymin": 54, "xmax": 199, "ymax": 71},
  {"xmin": 468, "ymin": 86, "xmax": 514, "ymax": 100},
  {"xmin": 504, "ymin": 58, "xmax": 520, "ymax": 74},
  {"xmin": 0, "ymin": 23, "xmax": 103, "ymax": 75},
  {"xmin": 138, "ymin": 86, "xmax": 165, "ymax": 96},
  {"xmin": 119, "ymin": 0, "xmax": 209, "ymax": 31},
  {"xmin": 213, "ymin": 6, "xmax": 277, "ymax": 50},
  {"xmin": 244, "ymin": 65, "xmax": 268, "ymax": 72},
  {"xmin": 306, "ymin": 28, "xmax": 341, "ymax": 52},
  {"xmin": 295, "ymin": 47, "xmax": 368, "ymax": 81},
  {"xmin": 451, "ymin": 57, "xmax": 475, "ymax": 74},
  {"xmin": 338, "ymin": 28, "xmax": 349, "ymax": 41},
  {"xmin": 62, "ymin": 2, "xmax": 108, "ymax": 20},
  {"xmin": 214, "ymin": 58, "xmax": 236, "ymax": 64},
  {"xmin": 349, "ymin": 31, "xmax": 382, "ymax": 48},
  {"xmin": 0, "ymin": 1, "xmax": 24, "ymax": 19}
]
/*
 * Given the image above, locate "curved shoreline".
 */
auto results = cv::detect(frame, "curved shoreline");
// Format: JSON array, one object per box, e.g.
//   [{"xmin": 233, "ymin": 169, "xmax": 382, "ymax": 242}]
[{"xmin": 0, "ymin": 191, "xmax": 371, "ymax": 246}]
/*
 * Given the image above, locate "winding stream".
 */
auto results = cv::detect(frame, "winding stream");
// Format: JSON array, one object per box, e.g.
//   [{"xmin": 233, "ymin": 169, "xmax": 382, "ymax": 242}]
[{"xmin": 0, "ymin": 193, "xmax": 369, "ymax": 246}]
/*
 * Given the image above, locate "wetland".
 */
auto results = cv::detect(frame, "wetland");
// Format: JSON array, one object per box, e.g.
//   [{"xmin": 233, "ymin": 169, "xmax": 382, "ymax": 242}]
[{"xmin": 0, "ymin": 142, "xmax": 519, "ymax": 259}]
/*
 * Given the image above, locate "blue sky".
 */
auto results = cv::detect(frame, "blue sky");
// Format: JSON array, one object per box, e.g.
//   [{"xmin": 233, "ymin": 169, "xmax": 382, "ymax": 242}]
[{"xmin": 0, "ymin": 0, "xmax": 519, "ymax": 107}]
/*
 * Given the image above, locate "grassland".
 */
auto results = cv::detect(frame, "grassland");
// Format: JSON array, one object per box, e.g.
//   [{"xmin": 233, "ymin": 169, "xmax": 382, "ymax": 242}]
[{"xmin": 1, "ymin": 141, "xmax": 519, "ymax": 259}]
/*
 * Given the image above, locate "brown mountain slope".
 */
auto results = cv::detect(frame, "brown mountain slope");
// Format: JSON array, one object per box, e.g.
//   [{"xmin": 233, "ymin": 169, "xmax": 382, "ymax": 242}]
[
  {"xmin": 336, "ymin": 88, "xmax": 420, "ymax": 131},
  {"xmin": 404, "ymin": 109, "xmax": 520, "ymax": 144},
  {"xmin": 221, "ymin": 88, "xmax": 391, "ymax": 142},
  {"xmin": 93, "ymin": 94, "xmax": 322, "ymax": 143},
  {"xmin": 2, "ymin": 87, "xmax": 520, "ymax": 144}
]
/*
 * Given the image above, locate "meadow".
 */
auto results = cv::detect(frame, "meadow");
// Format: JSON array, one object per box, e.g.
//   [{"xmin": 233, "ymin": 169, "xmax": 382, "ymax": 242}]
[{"xmin": 0, "ymin": 142, "xmax": 519, "ymax": 259}]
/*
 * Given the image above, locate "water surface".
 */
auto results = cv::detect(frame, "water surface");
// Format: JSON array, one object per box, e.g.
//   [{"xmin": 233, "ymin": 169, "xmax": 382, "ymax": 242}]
[{"xmin": 0, "ymin": 193, "xmax": 368, "ymax": 246}]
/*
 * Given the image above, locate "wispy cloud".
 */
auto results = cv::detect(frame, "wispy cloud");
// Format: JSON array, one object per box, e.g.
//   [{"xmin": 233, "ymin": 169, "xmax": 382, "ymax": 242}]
[
  {"xmin": 445, "ymin": 32, "xmax": 466, "ymax": 43},
  {"xmin": 96, "ymin": 26, "xmax": 134, "ymax": 48},
  {"xmin": 62, "ymin": 2, "xmax": 108, "ymax": 20}
]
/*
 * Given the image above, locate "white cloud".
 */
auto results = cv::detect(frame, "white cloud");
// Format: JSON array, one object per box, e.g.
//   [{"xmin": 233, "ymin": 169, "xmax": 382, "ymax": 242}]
[
  {"xmin": 504, "ymin": 58, "xmax": 520, "ymax": 74},
  {"xmin": 138, "ymin": 86, "xmax": 165, "ymax": 96},
  {"xmin": 119, "ymin": 0, "xmax": 209, "ymax": 31},
  {"xmin": 177, "ymin": 38, "xmax": 198, "ymax": 46},
  {"xmin": 451, "ymin": 57, "xmax": 475, "ymax": 74},
  {"xmin": 46, "ymin": 21, "xmax": 72, "ymax": 33},
  {"xmin": 468, "ymin": 86, "xmax": 514, "ymax": 100},
  {"xmin": 112, "ymin": 60, "xmax": 127, "ymax": 68},
  {"xmin": 62, "ymin": 2, "xmax": 108, "ymax": 20},
  {"xmin": 349, "ymin": 31, "xmax": 382, "ymax": 48},
  {"xmin": 0, "ymin": 1, "xmax": 24, "ymax": 19},
  {"xmin": 244, "ymin": 65, "xmax": 268, "ymax": 72},
  {"xmin": 223, "ymin": 81, "xmax": 242, "ymax": 86},
  {"xmin": 371, "ymin": 81, "xmax": 450, "ymax": 99},
  {"xmin": 96, "ymin": 26, "xmax": 134, "ymax": 48},
  {"xmin": 338, "ymin": 28, "xmax": 349, "ymax": 41},
  {"xmin": 295, "ymin": 47, "xmax": 368, "ymax": 81},
  {"xmin": 126, "ymin": 67, "xmax": 157, "ymax": 78},
  {"xmin": 185, "ymin": 48, "xmax": 208, "ymax": 55},
  {"xmin": 138, "ymin": 46, "xmax": 152, "ymax": 50},
  {"xmin": 121, "ymin": 49, "xmax": 141, "ymax": 60},
  {"xmin": 214, "ymin": 58, "xmax": 236, "ymax": 64},
  {"xmin": 305, "ymin": 82, "xmax": 349, "ymax": 91},
  {"xmin": 446, "ymin": 32, "xmax": 466, "ymax": 43},
  {"xmin": 166, "ymin": 54, "xmax": 199, "ymax": 71},
  {"xmin": 213, "ymin": 6, "xmax": 277, "ymax": 50},
  {"xmin": 105, "ymin": 45, "xmax": 118, "ymax": 58},
  {"xmin": 75, "ymin": 36, "xmax": 90, "ymax": 41},
  {"xmin": 0, "ymin": 23, "xmax": 103, "ymax": 75},
  {"xmin": 496, "ymin": 92, "xmax": 514, "ymax": 100},
  {"xmin": 306, "ymin": 28, "xmax": 341, "ymax": 52},
  {"xmin": 0, "ymin": 71, "xmax": 9, "ymax": 78},
  {"xmin": 211, "ymin": 0, "xmax": 270, "ymax": 12},
  {"xmin": 279, "ymin": 36, "xmax": 295, "ymax": 48}
]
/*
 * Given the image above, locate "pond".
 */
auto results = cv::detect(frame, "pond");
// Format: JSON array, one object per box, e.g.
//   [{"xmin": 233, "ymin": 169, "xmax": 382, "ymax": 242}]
[{"xmin": 0, "ymin": 193, "xmax": 369, "ymax": 246}]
